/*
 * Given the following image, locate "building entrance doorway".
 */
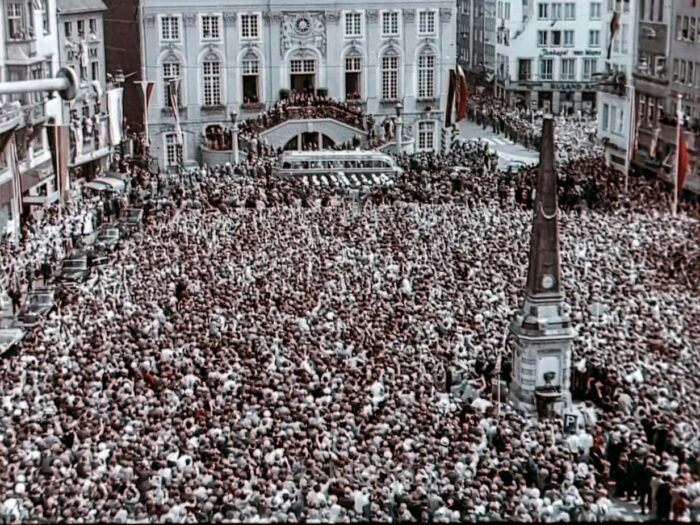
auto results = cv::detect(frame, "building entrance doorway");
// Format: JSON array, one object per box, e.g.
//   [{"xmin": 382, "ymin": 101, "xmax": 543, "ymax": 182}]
[{"xmin": 290, "ymin": 59, "xmax": 316, "ymax": 95}]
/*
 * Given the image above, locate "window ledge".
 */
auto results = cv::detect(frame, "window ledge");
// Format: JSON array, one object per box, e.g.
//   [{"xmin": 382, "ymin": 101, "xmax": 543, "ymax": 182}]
[
  {"xmin": 380, "ymin": 99, "xmax": 400, "ymax": 104},
  {"xmin": 417, "ymin": 97, "xmax": 438, "ymax": 102},
  {"xmin": 161, "ymin": 106, "xmax": 186, "ymax": 115},
  {"xmin": 242, "ymin": 102, "xmax": 265, "ymax": 110},
  {"xmin": 201, "ymin": 105, "xmax": 226, "ymax": 112}
]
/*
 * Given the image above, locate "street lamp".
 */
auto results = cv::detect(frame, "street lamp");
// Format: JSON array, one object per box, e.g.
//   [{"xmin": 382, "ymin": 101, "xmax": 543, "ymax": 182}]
[
  {"xmin": 113, "ymin": 68, "xmax": 126, "ymax": 86},
  {"xmin": 230, "ymin": 111, "xmax": 239, "ymax": 164},
  {"xmin": 394, "ymin": 103, "xmax": 403, "ymax": 154}
]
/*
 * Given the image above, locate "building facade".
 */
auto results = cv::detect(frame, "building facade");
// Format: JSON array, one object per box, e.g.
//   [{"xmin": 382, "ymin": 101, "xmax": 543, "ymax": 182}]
[
  {"xmin": 57, "ymin": 0, "xmax": 111, "ymax": 181},
  {"xmin": 0, "ymin": 0, "xmax": 63, "ymax": 237},
  {"xmin": 102, "ymin": 0, "xmax": 143, "ymax": 131},
  {"xmin": 456, "ymin": 0, "xmax": 472, "ymax": 69},
  {"xmin": 471, "ymin": 0, "xmax": 496, "ymax": 77},
  {"xmin": 630, "ymin": 0, "xmax": 700, "ymax": 193},
  {"xmin": 596, "ymin": 0, "xmax": 638, "ymax": 173},
  {"xmin": 494, "ymin": 0, "xmax": 602, "ymax": 113},
  {"xmin": 140, "ymin": 0, "xmax": 456, "ymax": 167}
]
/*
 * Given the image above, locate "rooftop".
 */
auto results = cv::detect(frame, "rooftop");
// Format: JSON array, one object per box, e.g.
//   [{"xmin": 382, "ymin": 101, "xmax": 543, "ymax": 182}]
[{"xmin": 56, "ymin": 0, "xmax": 107, "ymax": 14}]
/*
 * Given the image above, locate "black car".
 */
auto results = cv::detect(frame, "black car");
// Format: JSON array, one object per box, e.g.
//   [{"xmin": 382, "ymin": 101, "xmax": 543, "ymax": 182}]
[
  {"xmin": 95, "ymin": 226, "xmax": 120, "ymax": 252},
  {"xmin": 119, "ymin": 207, "xmax": 144, "ymax": 237},
  {"xmin": 17, "ymin": 288, "xmax": 55, "ymax": 326},
  {"xmin": 57, "ymin": 252, "xmax": 90, "ymax": 284}
]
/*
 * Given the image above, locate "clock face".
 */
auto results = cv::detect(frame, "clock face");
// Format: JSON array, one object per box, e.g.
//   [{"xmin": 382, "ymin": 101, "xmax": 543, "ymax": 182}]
[
  {"xmin": 542, "ymin": 274, "xmax": 556, "ymax": 290},
  {"xmin": 295, "ymin": 17, "xmax": 311, "ymax": 35}
]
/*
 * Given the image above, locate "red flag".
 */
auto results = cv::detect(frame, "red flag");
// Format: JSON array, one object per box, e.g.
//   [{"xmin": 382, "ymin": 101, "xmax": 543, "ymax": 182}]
[
  {"xmin": 457, "ymin": 65, "xmax": 468, "ymax": 122},
  {"xmin": 677, "ymin": 134, "xmax": 689, "ymax": 196},
  {"xmin": 445, "ymin": 69, "xmax": 456, "ymax": 128},
  {"xmin": 607, "ymin": 11, "xmax": 621, "ymax": 59}
]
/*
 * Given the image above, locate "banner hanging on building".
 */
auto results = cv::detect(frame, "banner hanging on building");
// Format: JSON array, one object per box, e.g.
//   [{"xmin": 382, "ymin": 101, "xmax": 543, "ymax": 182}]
[
  {"xmin": 456, "ymin": 65, "xmax": 469, "ymax": 122},
  {"xmin": 10, "ymin": 135, "xmax": 23, "ymax": 219},
  {"xmin": 445, "ymin": 69, "xmax": 456, "ymax": 128},
  {"xmin": 46, "ymin": 124, "xmax": 70, "ymax": 201},
  {"xmin": 107, "ymin": 87, "xmax": 124, "ymax": 146},
  {"xmin": 135, "ymin": 81, "xmax": 156, "ymax": 144}
]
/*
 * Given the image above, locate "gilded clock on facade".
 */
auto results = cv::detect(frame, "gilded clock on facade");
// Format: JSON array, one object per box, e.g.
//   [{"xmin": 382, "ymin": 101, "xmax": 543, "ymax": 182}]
[{"xmin": 295, "ymin": 17, "xmax": 311, "ymax": 35}]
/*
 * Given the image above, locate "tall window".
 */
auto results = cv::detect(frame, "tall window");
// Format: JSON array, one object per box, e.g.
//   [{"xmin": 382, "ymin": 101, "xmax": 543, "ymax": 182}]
[
  {"xmin": 165, "ymin": 133, "xmax": 179, "ymax": 167},
  {"xmin": 518, "ymin": 59, "xmax": 532, "ymax": 81},
  {"xmin": 418, "ymin": 50, "xmax": 436, "ymax": 99},
  {"xmin": 552, "ymin": 30, "xmax": 562, "ymax": 46},
  {"xmin": 241, "ymin": 14, "xmax": 259, "ymax": 39},
  {"xmin": 589, "ymin": 30, "xmax": 600, "ymax": 47},
  {"xmin": 418, "ymin": 10, "xmax": 436, "ymax": 34},
  {"xmin": 583, "ymin": 58, "xmax": 597, "ymax": 80},
  {"xmin": 64, "ymin": 21, "xmax": 72, "ymax": 38},
  {"xmin": 89, "ymin": 18, "xmax": 97, "ymax": 37},
  {"xmin": 602, "ymin": 103, "xmax": 609, "ymax": 130},
  {"xmin": 560, "ymin": 58, "xmax": 575, "ymax": 80},
  {"xmin": 590, "ymin": 2, "xmax": 601, "ymax": 20},
  {"xmin": 91, "ymin": 61, "xmax": 99, "ymax": 81},
  {"xmin": 345, "ymin": 55, "xmax": 362, "ymax": 99},
  {"xmin": 564, "ymin": 2, "xmax": 575, "ymax": 19},
  {"xmin": 537, "ymin": 30, "xmax": 548, "ymax": 46},
  {"xmin": 381, "ymin": 51, "xmax": 399, "ymax": 100},
  {"xmin": 202, "ymin": 56, "xmax": 222, "ymax": 106},
  {"xmin": 163, "ymin": 61, "xmax": 181, "ymax": 106},
  {"xmin": 201, "ymin": 15, "xmax": 221, "ymax": 40},
  {"xmin": 77, "ymin": 19, "xmax": 85, "ymax": 38},
  {"xmin": 161, "ymin": 16, "xmax": 180, "ymax": 41},
  {"xmin": 538, "ymin": 3, "xmax": 549, "ymax": 19},
  {"xmin": 344, "ymin": 12, "xmax": 362, "ymax": 37},
  {"xmin": 382, "ymin": 11, "xmax": 399, "ymax": 36},
  {"xmin": 7, "ymin": 3, "xmax": 24, "ymax": 40},
  {"xmin": 242, "ymin": 53, "xmax": 260, "ymax": 103},
  {"xmin": 539, "ymin": 58, "xmax": 553, "ymax": 80},
  {"xmin": 41, "ymin": 0, "xmax": 49, "ymax": 33},
  {"xmin": 551, "ymin": 3, "xmax": 562, "ymax": 20},
  {"xmin": 621, "ymin": 24, "xmax": 629, "ymax": 53},
  {"xmin": 418, "ymin": 121, "xmax": 435, "ymax": 151},
  {"xmin": 564, "ymin": 30, "xmax": 574, "ymax": 47}
]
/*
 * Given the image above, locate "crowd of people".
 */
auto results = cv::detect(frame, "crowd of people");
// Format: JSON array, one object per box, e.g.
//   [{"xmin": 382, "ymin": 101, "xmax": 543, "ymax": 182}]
[
  {"xmin": 0, "ymin": 128, "xmax": 698, "ymax": 523},
  {"xmin": 465, "ymin": 91, "xmax": 601, "ymax": 161}
]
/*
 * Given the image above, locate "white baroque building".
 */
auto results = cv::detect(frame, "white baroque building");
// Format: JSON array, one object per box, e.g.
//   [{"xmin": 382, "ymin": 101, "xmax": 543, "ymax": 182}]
[
  {"xmin": 494, "ymin": 0, "xmax": 603, "ymax": 113},
  {"xmin": 140, "ymin": 0, "xmax": 456, "ymax": 167}
]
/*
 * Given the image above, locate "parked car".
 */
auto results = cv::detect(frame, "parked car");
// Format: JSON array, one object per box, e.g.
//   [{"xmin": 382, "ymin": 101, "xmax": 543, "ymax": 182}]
[
  {"xmin": 57, "ymin": 252, "xmax": 90, "ymax": 284},
  {"xmin": 17, "ymin": 288, "xmax": 55, "ymax": 326},
  {"xmin": 0, "ymin": 327, "xmax": 25, "ymax": 356},
  {"xmin": 95, "ymin": 226, "xmax": 120, "ymax": 252},
  {"xmin": 120, "ymin": 207, "xmax": 144, "ymax": 237}
]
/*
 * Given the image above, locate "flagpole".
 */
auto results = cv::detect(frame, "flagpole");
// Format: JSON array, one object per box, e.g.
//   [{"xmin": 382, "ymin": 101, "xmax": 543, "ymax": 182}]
[
  {"xmin": 625, "ymin": 83, "xmax": 635, "ymax": 194},
  {"xmin": 673, "ymin": 93, "xmax": 682, "ymax": 217}
]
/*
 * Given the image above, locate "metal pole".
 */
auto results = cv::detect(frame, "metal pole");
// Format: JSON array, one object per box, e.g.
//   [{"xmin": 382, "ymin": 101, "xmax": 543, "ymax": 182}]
[
  {"xmin": 232, "ymin": 123, "xmax": 239, "ymax": 164},
  {"xmin": 673, "ymin": 93, "xmax": 682, "ymax": 217},
  {"xmin": 0, "ymin": 67, "xmax": 79, "ymax": 100}
]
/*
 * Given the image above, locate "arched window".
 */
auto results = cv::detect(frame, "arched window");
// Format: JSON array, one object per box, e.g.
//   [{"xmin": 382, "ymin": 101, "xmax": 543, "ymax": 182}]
[
  {"xmin": 418, "ymin": 48, "xmax": 436, "ymax": 99},
  {"xmin": 345, "ymin": 49, "xmax": 362, "ymax": 100},
  {"xmin": 242, "ymin": 51, "xmax": 260, "ymax": 104},
  {"xmin": 381, "ymin": 48, "xmax": 400, "ymax": 101},
  {"xmin": 162, "ymin": 56, "xmax": 181, "ymax": 107},
  {"xmin": 202, "ymin": 53, "xmax": 222, "ymax": 107}
]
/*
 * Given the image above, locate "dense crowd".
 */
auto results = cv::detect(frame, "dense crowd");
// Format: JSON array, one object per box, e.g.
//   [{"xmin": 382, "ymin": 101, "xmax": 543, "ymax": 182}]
[
  {"xmin": 466, "ymin": 92, "xmax": 601, "ymax": 161},
  {"xmin": 0, "ymin": 137, "xmax": 698, "ymax": 523}
]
